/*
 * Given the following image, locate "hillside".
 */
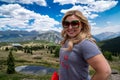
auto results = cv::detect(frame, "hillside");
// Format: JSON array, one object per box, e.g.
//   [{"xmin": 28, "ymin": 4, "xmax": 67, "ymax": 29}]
[{"xmin": 98, "ymin": 37, "xmax": 120, "ymax": 55}]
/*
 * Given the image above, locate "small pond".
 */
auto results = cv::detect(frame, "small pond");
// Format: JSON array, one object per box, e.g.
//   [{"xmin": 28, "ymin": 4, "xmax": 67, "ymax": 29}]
[{"xmin": 15, "ymin": 65, "xmax": 57, "ymax": 76}]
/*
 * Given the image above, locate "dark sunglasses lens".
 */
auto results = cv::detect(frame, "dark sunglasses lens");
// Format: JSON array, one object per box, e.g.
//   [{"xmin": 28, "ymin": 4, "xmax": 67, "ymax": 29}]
[
  {"xmin": 71, "ymin": 21, "xmax": 79, "ymax": 26},
  {"xmin": 63, "ymin": 20, "xmax": 80, "ymax": 28},
  {"xmin": 63, "ymin": 21, "xmax": 70, "ymax": 28}
]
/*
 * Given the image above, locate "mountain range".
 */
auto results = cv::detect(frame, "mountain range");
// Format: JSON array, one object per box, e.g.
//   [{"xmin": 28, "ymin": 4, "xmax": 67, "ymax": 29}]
[
  {"xmin": 94, "ymin": 32, "xmax": 120, "ymax": 41},
  {"xmin": 0, "ymin": 30, "xmax": 120, "ymax": 42},
  {"xmin": 0, "ymin": 30, "xmax": 39, "ymax": 42}
]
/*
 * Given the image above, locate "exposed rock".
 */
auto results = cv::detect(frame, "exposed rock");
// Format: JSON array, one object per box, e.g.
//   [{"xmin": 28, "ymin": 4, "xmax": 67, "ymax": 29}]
[
  {"xmin": 109, "ymin": 74, "xmax": 120, "ymax": 80},
  {"xmin": 109, "ymin": 69, "xmax": 120, "ymax": 80}
]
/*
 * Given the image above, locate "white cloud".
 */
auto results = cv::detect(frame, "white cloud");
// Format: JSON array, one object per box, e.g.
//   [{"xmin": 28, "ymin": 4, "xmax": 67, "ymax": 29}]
[
  {"xmin": 0, "ymin": 4, "xmax": 59, "ymax": 31},
  {"xmin": 54, "ymin": 0, "xmax": 94, "ymax": 5},
  {"xmin": 61, "ymin": 5, "xmax": 99, "ymax": 19},
  {"xmin": 76, "ymin": 0, "xmax": 94, "ymax": 4},
  {"xmin": 88, "ymin": 0, "xmax": 118, "ymax": 12},
  {"xmin": 54, "ymin": 0, "xmax": 76, "ymax": 5},
  {"xmin": 59, "ymin": 0, "xmax": 118, "ymax": 19},
  {"xmin": 0, "ymin": 0, "xmax": 47, "ymax": 6},
  {"xmin": 89, "ymin": 20, "xmax": 96, "ymax": 26}
]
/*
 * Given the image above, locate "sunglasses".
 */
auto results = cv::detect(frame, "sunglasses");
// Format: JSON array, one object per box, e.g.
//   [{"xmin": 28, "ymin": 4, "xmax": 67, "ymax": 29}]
[{"xmin": 62, "ymin": 20, "xmax": 80, "ymax": 28}]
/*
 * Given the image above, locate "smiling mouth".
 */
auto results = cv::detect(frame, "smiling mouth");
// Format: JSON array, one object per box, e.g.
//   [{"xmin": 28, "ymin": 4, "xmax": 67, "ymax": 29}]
[{"xmin": 68, "ymin": 30, "xmax": 76, "ymax": 33}]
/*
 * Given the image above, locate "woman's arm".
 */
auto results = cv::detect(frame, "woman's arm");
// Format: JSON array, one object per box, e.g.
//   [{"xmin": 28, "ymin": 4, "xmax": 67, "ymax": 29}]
[{"xmin": 87, "ymin": 54, "xmax": 111, "ymax": 80}]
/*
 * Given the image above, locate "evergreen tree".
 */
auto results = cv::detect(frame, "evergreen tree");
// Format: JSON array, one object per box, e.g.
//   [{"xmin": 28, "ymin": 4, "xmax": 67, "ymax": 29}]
[
  {"xmin": 54, "ymin": 46, "xmax": 60, "ymax": 57},
  {"xmin": 103, "ymin": 51, "xmax": 113, "ymax": 61},
  {"xmin": 6, "ymin": 50, "xmax": 15, "ymax": 74},
  {"xmin": 5, "ymin": 47, "xmax": 9, "ymax": 51},
  {"xmin": 50, "ymin": 48, "xmax": 53, "ymax": 54}
]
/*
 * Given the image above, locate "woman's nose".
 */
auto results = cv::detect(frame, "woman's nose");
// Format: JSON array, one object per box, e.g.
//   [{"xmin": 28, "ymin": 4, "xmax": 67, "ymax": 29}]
[{"xmin": 68, "ymin": 25, "xmax": 73, "ymax": 29}]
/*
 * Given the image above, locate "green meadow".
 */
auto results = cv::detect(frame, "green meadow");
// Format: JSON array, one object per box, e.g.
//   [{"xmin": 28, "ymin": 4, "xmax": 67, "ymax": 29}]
[{"xmin": 0, "ymin": 40, "xmax": 120, "ymax": 80}]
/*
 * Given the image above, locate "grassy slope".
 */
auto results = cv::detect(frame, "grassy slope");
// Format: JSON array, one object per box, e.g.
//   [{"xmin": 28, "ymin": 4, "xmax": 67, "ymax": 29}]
[
  {"xmin": 0, "ymin": 41, "xmax": 59, "ymax": 80},
  {"xmin": 0, "ymin": 40, "xmax": 120, "ymax": 80}
]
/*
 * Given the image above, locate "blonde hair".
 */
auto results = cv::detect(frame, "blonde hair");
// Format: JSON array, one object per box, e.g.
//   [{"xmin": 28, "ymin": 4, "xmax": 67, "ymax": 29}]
[{"xmin": 61, "ymin": 10, "xmax": 94, "ymax": 51}]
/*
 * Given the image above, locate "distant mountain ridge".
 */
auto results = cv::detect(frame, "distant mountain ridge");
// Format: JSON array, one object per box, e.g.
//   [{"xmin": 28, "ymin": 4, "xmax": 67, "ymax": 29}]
[
  {"xmin": 34, "ymin": 30, "xmax": 62, "ymax": 43},
  {"xmin": 0, "ymin": 30, "xmax": 62, "ymax": 43},
  {"xmin": 94, "ymin": 32, "xmax": 120, "ymax": 41},
  {"xmin": 0, "ymin": 30, "xmax": 39, "ymax": 42},
  {"xmin": 0, "ymin": 30, "xmax": 120, "ymax": 42}
]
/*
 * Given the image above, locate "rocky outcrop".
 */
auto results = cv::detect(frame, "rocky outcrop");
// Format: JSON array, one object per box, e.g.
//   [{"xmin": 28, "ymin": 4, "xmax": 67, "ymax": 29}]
[{"xmin": 109, "ymin": 69, "xmax": 120, "ymax": 80}]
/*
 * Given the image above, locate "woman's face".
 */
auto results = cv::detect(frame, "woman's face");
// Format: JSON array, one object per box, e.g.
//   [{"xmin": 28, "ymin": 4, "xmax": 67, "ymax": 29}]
[{"xmin": 63, "ymin": 15, "xmax": 82, "ymax": 38}]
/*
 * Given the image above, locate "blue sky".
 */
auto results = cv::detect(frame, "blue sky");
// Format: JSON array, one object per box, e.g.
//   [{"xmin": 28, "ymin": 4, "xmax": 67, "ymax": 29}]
[{"xmin": 0, "ymin": 0, "xmax": 120, "ymax": 35}]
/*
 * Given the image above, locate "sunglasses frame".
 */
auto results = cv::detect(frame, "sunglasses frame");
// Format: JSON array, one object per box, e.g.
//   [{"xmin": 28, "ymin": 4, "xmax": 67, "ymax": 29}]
[{"xmin": 62, "ymin": 20, "xmax": 80, "ymax": 28}]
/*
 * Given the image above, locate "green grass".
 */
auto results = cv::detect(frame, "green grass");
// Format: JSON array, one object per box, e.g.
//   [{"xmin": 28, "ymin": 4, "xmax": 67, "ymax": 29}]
[
  {"xmin": 0, "ymin": 71, "xmax": 51, "ymax": 80},
  {"xmin": 110, "ymin": 56, "xmax": 120, "ymax": 72},
  {"xmin": 0, "ymin": 40, "xmax": 120, "ymax": 80},
  {"xmin": 0, "ymin": 44, "xmax": 58, "ymax": 80}
]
